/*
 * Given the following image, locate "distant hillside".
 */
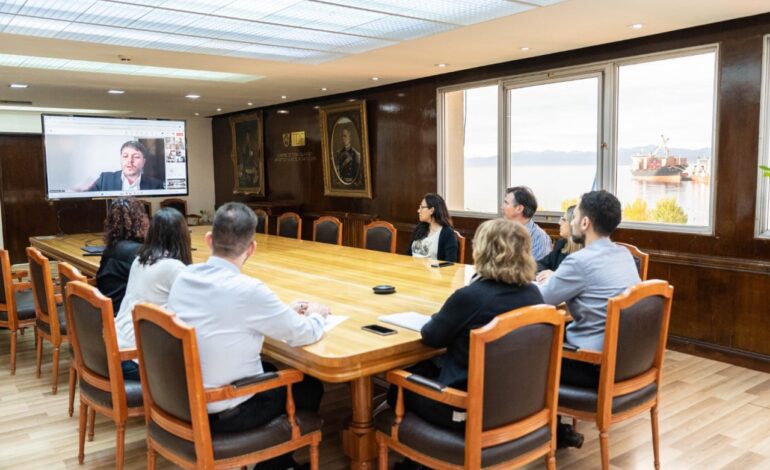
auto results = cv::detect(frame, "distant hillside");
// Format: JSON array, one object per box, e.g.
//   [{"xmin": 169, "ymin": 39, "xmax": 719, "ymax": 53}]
[{"xmin": 465, "ymin": 147, "xmax": 712, "ymax": 167}]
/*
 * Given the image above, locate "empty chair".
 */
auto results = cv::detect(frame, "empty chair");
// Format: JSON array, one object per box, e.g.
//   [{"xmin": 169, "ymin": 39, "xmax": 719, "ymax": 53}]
[
  {"xmin": 363, "ymin": 221, "xmax": 397, "ymax": 253},
  {"xmin": 132, "ymin": 303, "xmax": 322, "ymax": 469},
  {"xmin": 313, "ymin": 216, "xmax": 343, "ymax": 245},
  {"xmin": 59, "ymin": 262, "xmax": 91, "ymax": 417},
  {"xmin": 0, "ymin": 248, "xmax": 35, "ymax": 375},
  {"xmin": 615, "ymin": 242, "xmax": 650, "ymax": 280},
  {"xmin": 454, "ymin": 230, "xmax": 466, "ymax": 264},
  {"xmin": 65, "ymin": 280, "xmax": 143, "ymax": 469},
  {"xmin": 375, "ymin": 304, "xmax": 565, "ymax": 470},
  {"xmin": 139, "ymin": 200, "xmax": 152, "ymax": 218},
  {"xmin": 253, "ymin": 208, "xmax": 269, "ymax": 235},
  {"xmin": 27, "ymin": 246, "xmax": 68, "ymax": 394},
  {"xmin": 558, "ymin": 280, "xmax": 673, "ymax": 470},
  {"xmin": 277, "ymin": 212, "xmax": 302, "ymax": 239},
  {"xmin": 160, "ymin": 198, "xmax": 201, "ymax": 226}
]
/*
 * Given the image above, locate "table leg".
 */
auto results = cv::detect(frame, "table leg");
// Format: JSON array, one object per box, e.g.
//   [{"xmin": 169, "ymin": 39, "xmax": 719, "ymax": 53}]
[{"xmin": 342, "ymin": 376, "xmax": 376, "ymax": 470}]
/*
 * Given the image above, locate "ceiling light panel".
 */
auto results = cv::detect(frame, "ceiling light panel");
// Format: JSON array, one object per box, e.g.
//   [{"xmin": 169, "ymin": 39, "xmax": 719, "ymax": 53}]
[
  {"xmin": 324, "ymin": 0, "xmax": 534, "ymax": 25},
  {"xmin": 144, "ymin": 33, "xmax": 209, "ymax": 52},
  {"xmin": 3, "ymin": 15, "xmax": 70, "ymax": 37},
  {"xmin": 229, "ymin": 43, "xmax": 342, "ymax": 63},
  {"xmin": 218, "ymin": 0, "xmax": 302, "ymax": 21},
  {"xmin": 57, "ymin": 23, "xmax": 165, "ymax": 47},
  {"xmin": 345, "ymin": 16, "xmax": 454, "ymax": 41},
  {"xmin": 128, "ymin": 9, "xmax": 208, "ymax": 33},
  {"xmin": 77, "ymin": 2, "xmax": 153, "ymax": 28},
  {"xmin": 258, "ymin": 1, "xmax": 385, "ymax": 32},
  {"xmin": 17, "ymin": 0, "xmax": 96, "ymax": 21},
  {"xmin": 0, "ymin": 1, "xmax": 25, "ymax": 15},
  {"xmin": 264, "ymin": 27, "xmax": 395, "ymax": 53},
  {"xmin": 185, "ymin": 16, "xmax": 285, "ymax": 42}
]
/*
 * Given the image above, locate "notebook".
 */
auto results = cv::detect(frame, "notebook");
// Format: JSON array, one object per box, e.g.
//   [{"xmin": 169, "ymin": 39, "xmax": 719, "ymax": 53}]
[
  {"xmin": 378, "ymin": 312, "xmax": 431, "ymax": 332},
  {"xmin": 81, "ymin": 245, "xmax": 105, "ymax": 254}
]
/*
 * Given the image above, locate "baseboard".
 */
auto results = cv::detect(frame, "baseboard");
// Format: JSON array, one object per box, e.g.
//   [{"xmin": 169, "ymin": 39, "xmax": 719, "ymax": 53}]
[{"xmin": 667, "ymin": 335, "xmax": 770, "ymax": 373}]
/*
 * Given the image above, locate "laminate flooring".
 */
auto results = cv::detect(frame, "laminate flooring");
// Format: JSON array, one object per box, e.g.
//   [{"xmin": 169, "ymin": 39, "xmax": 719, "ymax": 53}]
[{"xmin": 1, "ymin": 329, "xmax": 768, "ymax": 469}]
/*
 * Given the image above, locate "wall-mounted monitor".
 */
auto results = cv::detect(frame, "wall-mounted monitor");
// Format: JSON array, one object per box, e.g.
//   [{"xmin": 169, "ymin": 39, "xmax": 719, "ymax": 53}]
[{"xmin": 42, "ymin": 114, "xmax": 189, "ymax": 200}]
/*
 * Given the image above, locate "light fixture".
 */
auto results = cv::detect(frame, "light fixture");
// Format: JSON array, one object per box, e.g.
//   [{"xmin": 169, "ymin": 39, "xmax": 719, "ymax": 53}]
[
  {"xmin": 9, "ymin": 83, "xmax": 28, "ymax": 88},
  {"xmin": 320, "ymin": 87, "xmax": 328, "ymax": 91},
  {"xmin": 247, "ymin": 102, "xmax": 253, "ymax": 106},
  {"xmin": 347, "ymin": 98, "xmax": 356, "ymax": 102},
  {"xmin": 107, "ymin": 89, "xmax": 125, "ymax": 94},
  {"xmin": 631, "ymin": 23, "xmax": 643, "ymax": 29},
  {"xmin": 186, "ymin": 94, "xmax": 201, "ymax": 99},
  {"xmin": 277, "ymin": 109, "xmax": 289, "ymax": 114},
  {"xmin": 313, "ymin": 106, "xmax": 320, "ymax": 110},
  {"xmin": 520, "ymin": 47, "xmax": 530, "ymax": 51},
  {"xmin": 216, "ymin": 108, "xmax": 222, "ymax": 112},
  {"xmin": 194, "ymin": 112, "xmax": 200, "ymax": 116},
  {"xmin": 435, "ymin": 63, "xmax": 448, "ymax": 68},
  {"xmin": 371, "ymin": 77, "xmax": 379, "ymax": 81},
  {"xmin": 281, "ymin": 95, "xmax": 287, "ymax": 99},
  {"xmin": 0, "ymin": 105, "xmax": 128, "ymax": 114}
]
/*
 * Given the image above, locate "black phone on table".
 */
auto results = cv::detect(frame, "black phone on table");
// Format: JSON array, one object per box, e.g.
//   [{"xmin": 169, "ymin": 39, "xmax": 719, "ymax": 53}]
[
  {"xmin": 431, "ymin": 261, "xmax": 454, "ymax": 268},
  {"xmin": 361, "ymin": 324, "xmax": 397, "ymax": 336}
]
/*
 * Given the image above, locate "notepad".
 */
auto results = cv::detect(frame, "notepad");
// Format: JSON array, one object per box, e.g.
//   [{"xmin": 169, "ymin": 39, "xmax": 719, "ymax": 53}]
[
  {"xmin": 378, "ymin": 312, "xmax": 431, "ymax": 332},
  {"xmin": 81, "ymin": 245, "xmax": 105, "ymax": 254},
  {"xmin": 324, "ymin": 314, "xmax": 348, "ymax": 332}
]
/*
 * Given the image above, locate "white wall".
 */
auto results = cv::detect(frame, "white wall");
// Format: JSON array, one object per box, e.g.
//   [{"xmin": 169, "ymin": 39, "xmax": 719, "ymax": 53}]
[{"xmin": 0, "ymin": 111, "xmax": 215, "ymax": 248}]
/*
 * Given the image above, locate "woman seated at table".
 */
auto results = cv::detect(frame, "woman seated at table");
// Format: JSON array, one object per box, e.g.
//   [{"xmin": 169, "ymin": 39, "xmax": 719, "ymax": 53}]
[
  {"xmin": 389, "ymin": 218, "xmax": 543, "ymax": 432},
  {"xmin": 536, "ymin": 204, "xmax": 583, "ymax": 278},
  {"xmin": 114, "ymin": 207, "xmax": 192, "ymax": 380},
  {"xmin": 96, "ymin": 198, "xmax": 149, "ymax": 314},
  {"xmin": 406, "ymin": 193, "xmax": 458, "ymax": 262}
]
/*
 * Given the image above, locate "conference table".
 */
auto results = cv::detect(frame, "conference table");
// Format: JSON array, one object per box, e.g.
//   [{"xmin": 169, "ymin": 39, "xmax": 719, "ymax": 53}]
[{"xmin": 30, "ymin": 226, "xmax": 475, "ymax": 469}]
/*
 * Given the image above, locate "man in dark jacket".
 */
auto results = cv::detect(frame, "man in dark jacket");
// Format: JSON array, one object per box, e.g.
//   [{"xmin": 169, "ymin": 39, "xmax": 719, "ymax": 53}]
[{"xmin": 88, "ymin": 140, "xmax": 164, "ymax": 191}]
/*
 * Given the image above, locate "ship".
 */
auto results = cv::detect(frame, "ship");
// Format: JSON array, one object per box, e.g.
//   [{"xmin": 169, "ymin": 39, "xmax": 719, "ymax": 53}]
[
  {"xmin": 630, "ymin": 135, "xmax": 688, "ymax": 183},
  {"xmin": 689, "ymin": 158, "xmax": 711, "ymax": 184}
]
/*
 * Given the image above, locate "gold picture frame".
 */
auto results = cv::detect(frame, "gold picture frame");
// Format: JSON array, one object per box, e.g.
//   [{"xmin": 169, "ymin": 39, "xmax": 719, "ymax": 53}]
[
  {"xmin": 319, "ymin": 101, "xmax": 372, "ymax": 198},
  {"xmin": 229, "ymin": 111, "xmax": 265, "ymax": 196}
]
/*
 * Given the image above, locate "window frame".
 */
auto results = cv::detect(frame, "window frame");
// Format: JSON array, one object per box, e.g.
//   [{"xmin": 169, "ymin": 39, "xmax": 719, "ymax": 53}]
[{"xmin": 756, "ymin": 34, "xmax": 770, "ymax": 239}]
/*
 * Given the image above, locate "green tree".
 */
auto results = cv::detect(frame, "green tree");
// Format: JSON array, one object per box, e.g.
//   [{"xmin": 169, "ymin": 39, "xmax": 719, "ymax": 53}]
[
  {"xmin": 651, "ymin": 198, "xmax": 688, "ymax": 224},
  {"xmin": 623, "ymin": 199, "xmax": 651, "ymax": 222}
]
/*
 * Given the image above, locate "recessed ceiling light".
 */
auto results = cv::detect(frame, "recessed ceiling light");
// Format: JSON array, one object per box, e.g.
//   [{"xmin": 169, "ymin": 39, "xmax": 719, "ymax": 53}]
[
  {"xmin": 107, "ymin": 89, "xmax": 125, "ymax": 95},
  {"xmin": 371, "ymin": 77, "xmax": 379, "ymax": 81},
  {"xmin": 247, "ymin": 102, "xmax": 253, "ymax": 106},
  {"xmin": 186, "ymin": 94, "xmax": 201, "ymax": 99},
  {"xmin": 194, "ymin": 112, "xmax": 200, "ymax": 116},
  {"xmin": 277, "ymin": 109, "xmax": 289, "ymax": 114},
  {"xmin": 435, "ymin": 63, "xmax": 448, "ymax": 68},
  {"xmin": 631, "ymin": 23, "xmax": 644, "ymax": 29},
  {"xmin": 347, "ymin": 98, "xmax": 356, "ymax": 102},
  {"xmin": 313, "ymin": 106, "xmax": 320, "ymax": 110},
  {"xmin": 216, "ymin": 108, "xmax": 222, "ymax": 112},
  {"xmin": 9, "ymin": 83, "xmax": 28, "ymax": 88},
  {"xmin": 320, "ymin": 87, "xmax": 328, "ymax": 91},
  {"xmin": 520, "ymin": 47, "xmax": 530, "ymax": 51},
  {"xmin": 281, "ymin": 95, "xmax": 287, "ymax": 99}
]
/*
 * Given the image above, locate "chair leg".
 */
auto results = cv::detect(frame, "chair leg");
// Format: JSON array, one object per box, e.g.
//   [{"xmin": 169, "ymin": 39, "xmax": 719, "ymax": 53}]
[
  {"xmin": 88, "ymin": 408, "xmax": 96, "ymax": 441},
  {"xmin": 651, "ymin": 405, "xmax": 661, "ymax": 470},
  {"xmin": 599, "ymin": 430, "xmax": 610, "ymax": 470},
  {"xmin": 310, "ymin": 440, "xmax": 320, "ymax": 470},
  {"xmin": 572, "ymin": 416, "xmax": 579, "ymax": 432},
  {"xmin": 68, "ymin": 365, "xmax": 77, "ymax": 417},
  {"xmin": 116, "ymin": 422, "xmax": 125, "ymax": 470},
  {"xmin": 78, "ymin": 401, "xmax": 87, "ymax": 464},
  {"xmin": 377, "ymin": 440, "xmax": 388, "ymax": 470},
  {"xmin": 35, "ymin": 332, "xmax": 43, "ymax": 378},
  {"xmin": 545, "ymin": 451, "xmax": 556, "ymax": 470},
  {"xmin": 10, "ymin": 330, "xmax": 17, "ymax": 375},
  {"xmin": 147, "ymin": 447, "xmax": 156, "ymax": 470},
  {"xmin": 51, "ymin": 345, "xmax": 60, "ymax": 394}
]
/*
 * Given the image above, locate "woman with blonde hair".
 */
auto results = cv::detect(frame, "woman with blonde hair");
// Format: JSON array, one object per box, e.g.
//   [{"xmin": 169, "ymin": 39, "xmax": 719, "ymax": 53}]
[{"xmin": 536, "ymin": 204, "xmax": 584, "ymax": 278}]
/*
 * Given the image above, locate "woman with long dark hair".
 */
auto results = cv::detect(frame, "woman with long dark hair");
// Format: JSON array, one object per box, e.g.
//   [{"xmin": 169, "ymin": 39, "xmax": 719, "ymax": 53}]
[
  {"xmin": 406, "ymin": 193, "xmax": 459, "ymax": 262},
  {"xmin": 96, "ymin": 198, "xmax": 149, "ymax": 313},
  {"xmin": 114, "ymin": 207, "xmax": 192, "ymax": 380}
]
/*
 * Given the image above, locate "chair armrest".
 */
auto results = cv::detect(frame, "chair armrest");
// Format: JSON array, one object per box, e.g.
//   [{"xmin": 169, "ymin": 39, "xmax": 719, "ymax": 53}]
[
  {"xmin": 86, "ymin": 278, "xmax": 97, "ymax": 286},
  {"xmin": 563, "ymin": 345, "xmax": 602, "ymax": 364},
  {"xmin": 386, "ymin": 370, "xmax": 467, "ymax": 409},
  {"xmin": 205, "ymin": 369, "xmax": 303, "ymax": 403},
  {"xmin": 13, "ymin": 281, "xmax": 32, "ymax": 291},
  {"xmin": 119, "ymin": 348, "xmax": 137, "ymax": 361}
]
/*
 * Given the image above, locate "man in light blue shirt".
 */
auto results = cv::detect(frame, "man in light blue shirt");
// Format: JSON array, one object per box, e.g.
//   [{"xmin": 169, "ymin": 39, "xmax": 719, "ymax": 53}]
[{"xmin": 502, "ymin": 186, "xmax": 552, "ymax": 259}]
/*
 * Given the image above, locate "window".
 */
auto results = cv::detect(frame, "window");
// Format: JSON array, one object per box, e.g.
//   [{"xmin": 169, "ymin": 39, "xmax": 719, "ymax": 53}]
[
  {"xmin": 438, "ymin": 46, "xmax": 718, "ymax": 234},
  {"xmin": 757, "ymin": 35, "xmax": 770, "ymax": 238}
]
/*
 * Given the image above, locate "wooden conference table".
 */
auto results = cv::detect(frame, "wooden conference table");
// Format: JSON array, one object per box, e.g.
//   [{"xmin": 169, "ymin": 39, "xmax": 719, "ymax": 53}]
[{"xmin": 30, "ymin": 226, "xmax": 474, "ymax": 469}]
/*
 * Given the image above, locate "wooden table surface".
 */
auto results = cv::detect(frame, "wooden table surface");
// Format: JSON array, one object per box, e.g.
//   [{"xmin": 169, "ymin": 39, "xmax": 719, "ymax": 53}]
[{"xmin": 30, "ymin": 226, "xmax": 475, "ymax": 469}]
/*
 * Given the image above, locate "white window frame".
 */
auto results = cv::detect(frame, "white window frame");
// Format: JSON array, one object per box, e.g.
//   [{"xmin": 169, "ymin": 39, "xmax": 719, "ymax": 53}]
[
  {"xmin": 756, "ymin": 34, "xmax": 770, "ymax": 239},
  {"xmin": 437, "ymin": 44, "xmax": 719, "ymax": 234}
]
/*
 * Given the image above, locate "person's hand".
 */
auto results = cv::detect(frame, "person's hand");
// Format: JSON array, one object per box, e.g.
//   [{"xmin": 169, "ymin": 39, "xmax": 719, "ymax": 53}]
[
  {"xmin": 536, "ymin": 270, "xmax": 554, "ymax": 284},
  {"xmin": 291, "ymin": 300, "xmax": 309, "ymax": 314},
  {"xmin": 305, "ymin": 302, "xmax": 330, "ymax": 319}
]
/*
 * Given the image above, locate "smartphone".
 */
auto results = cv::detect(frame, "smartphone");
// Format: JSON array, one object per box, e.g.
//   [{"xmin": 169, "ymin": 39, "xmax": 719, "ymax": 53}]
[
  {"xmin": 361, "ymin": 324, "xmax": 397, "ymax": 336},
  {"xmin": 431, "ymin": 261, "xmax": 454, "ymax": 268}
]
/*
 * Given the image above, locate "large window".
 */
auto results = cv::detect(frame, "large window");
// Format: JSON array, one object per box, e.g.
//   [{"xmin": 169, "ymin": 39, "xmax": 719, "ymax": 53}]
[
  {"xmin": 757, "ymin": 35, "xmax": 770, "ymax": 238},
  {"xmin": 438, "ymin": 46, "xmax": 718, "ymax": 234}
]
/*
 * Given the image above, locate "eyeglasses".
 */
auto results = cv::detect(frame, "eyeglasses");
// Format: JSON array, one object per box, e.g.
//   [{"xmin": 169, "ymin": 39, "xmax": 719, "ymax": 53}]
[{"xmin": 418, "ymin": 205, "xmax": 429, "ymax": 210}]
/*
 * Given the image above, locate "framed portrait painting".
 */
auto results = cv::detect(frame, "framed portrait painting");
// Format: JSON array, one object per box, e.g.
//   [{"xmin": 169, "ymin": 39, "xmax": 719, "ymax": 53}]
[
  {"xmin": 319, "ymin": 101, "xmax": 372, "ymax": 198},
  {"xmin": 230, "ymin": 111, "xmax": 265, "ymax": 196}
]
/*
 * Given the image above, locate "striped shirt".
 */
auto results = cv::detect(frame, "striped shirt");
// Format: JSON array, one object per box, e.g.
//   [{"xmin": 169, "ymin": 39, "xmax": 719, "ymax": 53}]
[{"xmin": 526, "ymin": 218, "xmax": 553, "ymax": 260}]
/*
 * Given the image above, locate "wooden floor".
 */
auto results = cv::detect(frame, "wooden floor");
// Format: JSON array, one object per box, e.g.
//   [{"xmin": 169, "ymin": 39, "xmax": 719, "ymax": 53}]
[{"xmin": 1, "ymin": 329, "xmax": 769, "ymax": 469}]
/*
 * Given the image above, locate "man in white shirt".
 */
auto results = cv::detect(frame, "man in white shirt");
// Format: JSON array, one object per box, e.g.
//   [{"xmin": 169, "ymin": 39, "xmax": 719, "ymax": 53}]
[
  {"xmin": 167, "ymin": 202, "xmax": 329, "ymax": 470},
  {"xmin": 502, "ymin": 186, "xmax": 552, "ymax": 259}
]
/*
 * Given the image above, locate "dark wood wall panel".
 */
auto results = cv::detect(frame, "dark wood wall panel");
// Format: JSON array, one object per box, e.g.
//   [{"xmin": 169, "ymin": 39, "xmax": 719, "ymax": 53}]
[
  {"xmin": 211, "ymin": 14, "xmax": 770, "ymax": 370},
  {"xmin": 0, "ymin": 134, "xmax": 106, "ymax": 264}
]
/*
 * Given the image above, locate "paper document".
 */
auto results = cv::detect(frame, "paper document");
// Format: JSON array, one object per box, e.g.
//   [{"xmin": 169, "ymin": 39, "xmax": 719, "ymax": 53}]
[
  {"xmin": 324, "ymin": 314, "xmax": 348, "ymax": 332},
  {"xmin": 378, "ymin": 312, "xmax": 431, "ymax": 332}
]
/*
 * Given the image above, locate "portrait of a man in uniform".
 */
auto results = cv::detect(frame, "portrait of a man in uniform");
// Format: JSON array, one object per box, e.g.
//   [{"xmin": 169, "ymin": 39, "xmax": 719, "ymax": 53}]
[
  {"xmin": 229, "ymin": 112, "xmax": 264, "ymax": 196},
  {"xmin": 333, "ymin": 122, "xmax": 362, "ymax": 187},
  {"xmin": 320, "ymin": 101, "xmax": 372, "ymax": 198}
]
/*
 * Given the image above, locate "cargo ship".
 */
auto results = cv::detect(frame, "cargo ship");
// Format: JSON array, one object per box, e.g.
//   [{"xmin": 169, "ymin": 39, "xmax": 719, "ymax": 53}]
[{"xmin": 630, "ymin": 136, "xmax": 688, "ymax": 183}]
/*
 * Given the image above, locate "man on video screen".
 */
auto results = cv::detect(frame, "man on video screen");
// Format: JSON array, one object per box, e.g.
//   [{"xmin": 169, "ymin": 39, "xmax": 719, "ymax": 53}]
[{"xmin": 88, "ymin": 140, "xmax": 164, "ymax": 191}]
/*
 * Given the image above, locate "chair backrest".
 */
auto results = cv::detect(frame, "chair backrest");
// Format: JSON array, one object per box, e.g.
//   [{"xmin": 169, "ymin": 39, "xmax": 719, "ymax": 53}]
[
  {"xmin": 253, "ymin": 208, "xmax": 269, "ymax": 235},
  {"xmin": 26, "ymin": 246, "xmax": 62, "ymax": 339},
  {"xmin": 464, "ymin": 305, "xmax": 564, "ymax": 469},
  {"xmin": 58, "ymin": 262, "xmax": 87, "ymax": 294},
  {"xmin": 277, "ymin": 212, "xmax": 302, "ymax": 239},
  {"xmin": 160, "ymin": 198, "xmax": 187, "ymax": 216},
  {"xmin": 65, "ymin": 281, "xmax": 130, "ymax": 419},
  {"xmin": 362, "ymin": 220, "xmax": 397, "ymax": 253},
  {"xmin": 615, "ymin": 242, "xmax": 649, "ymax": 280},
  {"xmin": 313, "ymin": 216, "xmax": 343, "ymax": 245},
  {"xmin": 139, "ymin": 200, "xmax": 152, "ymax": 217},
  {"xmin": 0, "ymin": 249, "xmax": 18, "ymax": 328},
  {"xmin": 454, "ymin": 230, "xmax": 466, "ymax": 264},
  {"xmin": 133, "ymin": 303, "xmax": 213, "ymax": 466}
]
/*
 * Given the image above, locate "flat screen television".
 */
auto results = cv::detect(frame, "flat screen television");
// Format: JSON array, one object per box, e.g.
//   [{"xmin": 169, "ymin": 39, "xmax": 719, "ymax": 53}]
[{"xmin": 42, "ymin": 114, "xmax": 189, "ymax": 200}]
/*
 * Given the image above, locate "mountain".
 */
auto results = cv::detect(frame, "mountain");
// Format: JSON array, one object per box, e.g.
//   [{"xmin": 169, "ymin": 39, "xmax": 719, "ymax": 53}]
[{"xmin": 465, "ymin": 147, "xmax": 712, "ymax": 167}]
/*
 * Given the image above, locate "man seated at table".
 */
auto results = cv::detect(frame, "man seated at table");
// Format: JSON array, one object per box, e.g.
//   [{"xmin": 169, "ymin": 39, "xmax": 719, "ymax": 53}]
[
  {"xmin": 167, "ymin": 202, "xmax": 330, "ymax": 470},
  {"xmin": 502, "ymin": 186, "xmax": 552, "ymax": 259},
  {"xmin": 537, "ymin": 190, "xmax": 640, "ymax": 448}
]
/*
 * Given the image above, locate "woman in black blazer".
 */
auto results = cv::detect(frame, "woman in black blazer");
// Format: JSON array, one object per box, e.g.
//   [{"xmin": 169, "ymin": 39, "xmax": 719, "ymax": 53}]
[
  {"xmin": 536, "ymin": 204, "xmax": 583, "ymax": 279},
  {"xmin": 406, "ymin": 193, "xmax": 458, "ymax": 262}
]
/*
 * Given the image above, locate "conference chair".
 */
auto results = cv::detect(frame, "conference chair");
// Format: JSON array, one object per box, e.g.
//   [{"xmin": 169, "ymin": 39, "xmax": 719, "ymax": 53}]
[
  {"xmin": 362, "ymin": 220, "xmax": 397, "ymax": 253},
  {"xmin": 27, "ymin": 246, "xmax": 67, "ymax": 394},
  {"xmin": 65, "ymin": 280, "xmax": 143, "ymax": 469},
  {"xmin": 160, "ymin": 198, "xmax": 201, "ymax": 226},
  {"xmin": 132, "ymin": 303, "xmax": 322, "ymax": 469},
  {"xmin": 139, "ymin": 200, "xmax": 152, "ymax": 218},
  {"xmin": 454, "ymin": 230, "xmax": 466, "ymax": 264},
  {"xmin": 616, "ymin": 242, "xmax": 649, "ymax": 280},
  {"xmin": 253, "ymin": 208, "xmax": 269, "ymax": 235},
  {"xmin": 0, "ymin": 249, "xmax": 35, "ymax": 375},
  {"xmin": 375, "ymin": 304, "xmax": 565, "ymax": 470},
  {"xmin": 558, "ymin": 280, "xmax": 673, "ymax": 470},
  {"xmin": 277, "ymin": 212, "xmax": 302, "ymax": 239},
  {"xmin": 313, "ymin": 216, "xmax": 343, "ymax": 245}
]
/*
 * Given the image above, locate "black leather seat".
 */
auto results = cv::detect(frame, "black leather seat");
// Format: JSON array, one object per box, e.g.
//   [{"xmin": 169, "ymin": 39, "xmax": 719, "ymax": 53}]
[{"xmin": 36, "ymin": 303, "xmax": 67, "ymax": 335}]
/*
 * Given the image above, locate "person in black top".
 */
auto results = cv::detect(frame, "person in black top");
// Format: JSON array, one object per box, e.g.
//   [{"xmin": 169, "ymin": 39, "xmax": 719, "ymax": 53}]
[
  {"xmin": 388, "ymin": 218, "xmax": 543, "ymax": 436},
  {"xmin": 536, "ymin": 204, "xmax": 583, "ymax": 279},
  {"xmin": 96, "ymin": 197, "xmax": 149, "ymax": 315},
  {"xmin": 406, "ymin": 193, "xmax": 459, "ymax": 262}
]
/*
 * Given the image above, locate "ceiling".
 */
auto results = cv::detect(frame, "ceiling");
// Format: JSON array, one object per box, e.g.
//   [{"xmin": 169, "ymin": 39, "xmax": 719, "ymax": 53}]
[{"xmin": 0, "ymin": 0, "xmax": 768, "ymax": 119}]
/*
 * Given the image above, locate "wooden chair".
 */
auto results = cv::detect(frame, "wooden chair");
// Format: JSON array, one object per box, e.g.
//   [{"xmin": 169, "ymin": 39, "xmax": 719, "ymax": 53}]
[
  {"xmin": 0, "ymin": 249, "xmax": 35, "ymax": 375},
  {"xmin": 27, "ymin": 246, "xmax": 67, "ymax": 394},
  {"xmin": 59, "ymin": 262, "xmax": 94, "ymax": 417},
  {"xmin": 362, "ymin": 221, "xmax": 397, "ymax": 253},
  {"xmin": 65, "ymin": 280, "xmax": 144, "ymax": 469},
  {"xmin": 139, "ymin": 200, "xmax": 152, "ymax": 218},
  {"xmin": 132, "ymin": 303, "xmax": 322, "ymax": 469},
  {"xmin": 615, "ymin": 242, "xmax": 649, "ymax": 280},
  {"xmin": 313, "ymin": 216, "xmax": 343, "ymax": 245},
  {"xmin": 277, "ymin": 212, "xmax": 302, "ymax": 239},
  {"xmin": 253, "ymin": 208, "xmax": 269, "ymax": 235},
  {"xmin": 160, "ymin": 198, "xmax": 201, "ymax": 226},
  {"xmin": 375, "ymin": 304, "xmax": 565, "ymax": 470},
  {"xmin": 454, "ymin": 230, "xmax": 466, "ymax": 264},
  {"xmin": 558, "ymin": 280, "xmax": 674, "ymax": 470}
]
